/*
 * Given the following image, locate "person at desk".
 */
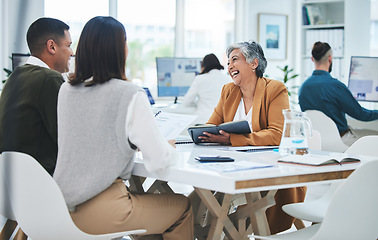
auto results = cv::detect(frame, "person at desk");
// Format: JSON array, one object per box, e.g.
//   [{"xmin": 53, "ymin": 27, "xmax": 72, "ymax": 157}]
[
  {"xmin": 0, "ymin": 17, "xmax": 73, "ymax": 175},
  {"xmin": 53, "ymin": 17, "xmax": 193, "ymax": 239},
  {"xmin": 299, "ymin": 41, "xmax": 378, "ymax": 146},
  {"xmin": 182, "ymin": 53, "xmax": 231, "ymax": 124},
  {"xmin": 199, "ymin": 40, "xmax": 306, "ymax": 234}
]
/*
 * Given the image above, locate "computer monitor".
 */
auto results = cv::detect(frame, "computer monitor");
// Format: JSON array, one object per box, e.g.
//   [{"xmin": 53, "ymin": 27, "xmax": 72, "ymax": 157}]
[
  {"xmin": 156, "ymin": 57, "xmax": 202, "ymax": 99},
  {"xmin": 348, "ymin": 56, "xmax": 378, "ymax": 102},
  {"xmin": 12, "ymin": 53, "xmax": 30, "ymax": 71}
]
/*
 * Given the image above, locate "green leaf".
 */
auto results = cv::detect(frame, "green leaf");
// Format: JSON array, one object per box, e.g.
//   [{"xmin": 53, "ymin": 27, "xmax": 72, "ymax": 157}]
[{"xmin": 3, "ymin": 68, "xmax": 12, "ymax": 76}]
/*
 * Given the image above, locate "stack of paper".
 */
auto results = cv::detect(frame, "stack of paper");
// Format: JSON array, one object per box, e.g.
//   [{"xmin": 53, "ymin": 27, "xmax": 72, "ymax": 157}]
[{"xmin": 155, "ymin": 111, "xmax": 197, "ymax": 140}]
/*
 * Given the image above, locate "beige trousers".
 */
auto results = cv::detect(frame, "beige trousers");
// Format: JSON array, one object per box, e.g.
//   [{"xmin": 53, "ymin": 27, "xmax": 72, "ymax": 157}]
[{"xmin": 70, "ymin": 179, "xmax": 194, "ymax": 240}]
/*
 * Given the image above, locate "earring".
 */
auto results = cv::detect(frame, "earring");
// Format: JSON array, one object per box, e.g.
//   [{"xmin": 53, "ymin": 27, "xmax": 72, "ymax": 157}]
[{"xmin": 252, "ymin": 68, "xmax": 255, "ymax": 72}]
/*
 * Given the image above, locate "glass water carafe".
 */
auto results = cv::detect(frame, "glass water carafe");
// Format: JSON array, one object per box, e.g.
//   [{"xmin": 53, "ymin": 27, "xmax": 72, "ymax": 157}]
[{"xmin": 279, "ymin": 109, "xmax": 312, "ymax": 155}]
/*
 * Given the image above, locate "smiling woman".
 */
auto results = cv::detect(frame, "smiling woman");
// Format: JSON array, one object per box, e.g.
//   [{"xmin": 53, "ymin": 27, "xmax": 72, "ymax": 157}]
[
  {"xmin": 202, "ymin": 41, "xmax": 284, "ymax": 146},
  {"xmin": 199, "ymin": 40, "xmax": 306, "ymax": 234}
]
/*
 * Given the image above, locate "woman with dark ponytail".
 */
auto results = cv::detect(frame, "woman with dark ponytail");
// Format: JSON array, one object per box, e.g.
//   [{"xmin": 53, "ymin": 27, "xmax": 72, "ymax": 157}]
[{"xmin": 182, "ymin": 53, "xmax": 231, "ymax": 124}]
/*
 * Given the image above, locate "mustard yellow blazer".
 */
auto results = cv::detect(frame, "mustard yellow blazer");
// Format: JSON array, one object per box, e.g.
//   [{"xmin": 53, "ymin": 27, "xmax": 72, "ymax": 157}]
[
  {"xmin": 207, "ymin": 77, "xmax": 289, "ymax": 146},
  {"xmin": 207, "ymin": 77, "xmax": 306, "ymax": 234}
]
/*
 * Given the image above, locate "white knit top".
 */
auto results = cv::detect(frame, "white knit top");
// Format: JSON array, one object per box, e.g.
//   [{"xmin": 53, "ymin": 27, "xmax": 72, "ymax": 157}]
[{"xmin": 54, "ymin": 79, "xmax": 175, "ymax": 210}]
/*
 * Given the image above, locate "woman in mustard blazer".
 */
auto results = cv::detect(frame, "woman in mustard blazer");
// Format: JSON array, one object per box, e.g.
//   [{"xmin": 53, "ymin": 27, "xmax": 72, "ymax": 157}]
[{"xmin": 200, "ymin": 40, "xmax": 306, "ymax": 234}]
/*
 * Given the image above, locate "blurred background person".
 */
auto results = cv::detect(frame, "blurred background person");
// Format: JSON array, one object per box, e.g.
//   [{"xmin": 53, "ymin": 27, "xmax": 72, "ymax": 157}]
[
  {"xmin": 299, "ymin": 41, "xmax": 378, "ymax": 146},
  {"xmin": 182, "ymin": 53, "xmax": 231, "ymax": 124}
]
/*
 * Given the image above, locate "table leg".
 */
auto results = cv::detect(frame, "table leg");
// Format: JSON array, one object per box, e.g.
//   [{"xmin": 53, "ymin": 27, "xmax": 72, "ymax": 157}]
[
  {"xmin": 245, "ymin": 190, "xmax": 277, "ymax": 236},
  {"xmin": 209, "ymin": 190, "xmax": 277, "ymax": 238},
  {"xmin": 129, "ymin": 176, "xmax": 175, "ymax": 195},
  {"xmin": 146, "ymin": 180, "xmax": 175, "ymax": 194},
  {"xmin": 130, "ymin": 176, "xmax": 277, "ymax": 239},
  {"xmin": 0, "ymin": 219, "xmax": 17, "ymax": 240},
  {"xmin": 195, "ymin": 188, "xmax": 243, "ymax": 240},
  {"xmin": 14, "ymin": 229, "xmax": 27, "ymax": 240},
  {"xmin": 128, "ymin": 175, "xmax": 146, "ymax": 193}
]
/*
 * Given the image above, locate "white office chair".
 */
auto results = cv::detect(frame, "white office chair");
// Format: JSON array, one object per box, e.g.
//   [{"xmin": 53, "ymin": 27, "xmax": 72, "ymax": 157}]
[
  {"xmin": 282, "ymin": 135, "xmax": 378, "ymax": 224},
  {"xmin": 0, "ymin": 156, "xmax": 17, "ymax": 239},
  {"xmin": 344, "ymin": 135, "xmax": 378, "ymax": 156},
  {"xmin": 1, "ymin": 151, "xmax": 146, "ymax": 240},
  {"xmin": 0, "ymin": 153, "xmax": 28, "ymax": 240},
  {"xmin": 308, "ymin": 129, "xmax": 321, "ymax": 151},
  {"xmin": 305, "ymin": 110, "xmax": 348, "ymax": 153},
  {"xmin": 285, "ymin": 129, "xmax": 321, "ymax": 229},
  {"xmin": 250, "ymin": 159, "xmax": 378, "ymax": 240}
]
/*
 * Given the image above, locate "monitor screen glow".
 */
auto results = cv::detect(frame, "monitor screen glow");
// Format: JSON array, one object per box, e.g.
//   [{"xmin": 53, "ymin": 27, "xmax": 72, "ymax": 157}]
[
  {"xmin": 348, "ymin": 56, "xmax": 378, "ymax": 102},
  {"xmin": 12, "ymin": 53, "xmax": 30, "ymax": 71},
  {"xmin": 156, "ymin": 57, "xmax": 202, "ymax": 97},
  {"xmin": 12, "ymin": 53, "xmax": 75, "ymax": 74}
]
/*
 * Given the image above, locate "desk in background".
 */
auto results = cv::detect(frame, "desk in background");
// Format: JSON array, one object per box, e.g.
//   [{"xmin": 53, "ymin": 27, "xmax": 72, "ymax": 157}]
[
  {"xmin": 152, "ymin": 103, "xmax": 196, "ymax": 115},
  {"xmin": 130, "ymin": 144, "xmax": 368, "ymax": 240}
]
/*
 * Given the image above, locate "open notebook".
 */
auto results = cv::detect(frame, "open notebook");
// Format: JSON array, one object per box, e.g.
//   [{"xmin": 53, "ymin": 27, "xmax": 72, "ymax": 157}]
[{"xmin": 278, "ymin": 154, "xmax": 361, "ymax": 166}]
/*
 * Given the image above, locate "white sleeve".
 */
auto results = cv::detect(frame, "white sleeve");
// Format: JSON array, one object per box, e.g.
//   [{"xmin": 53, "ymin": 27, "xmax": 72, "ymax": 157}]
[
  {"xmin": 126, "ymin": 91, "xmax": 176, "ymax": 172},
  {"xmin": 182, "ymin": 77, "xmax": 199, "ymax": 107}
]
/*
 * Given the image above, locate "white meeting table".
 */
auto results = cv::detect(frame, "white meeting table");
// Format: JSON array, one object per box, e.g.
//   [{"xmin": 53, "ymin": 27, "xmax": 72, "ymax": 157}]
[{"xmin": 130, "ymin": 144, "xmax": 364, "ymax": 240}]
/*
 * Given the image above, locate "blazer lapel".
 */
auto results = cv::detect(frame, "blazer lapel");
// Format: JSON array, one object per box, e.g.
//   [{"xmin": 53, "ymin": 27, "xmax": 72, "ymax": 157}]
[
  {"xmin": 252, "ymin": 77, "xmax": 266, "ymax": 131},
  {"xmin": 225, "ymin": 85, "xmax": 242, "ymax": 122}
]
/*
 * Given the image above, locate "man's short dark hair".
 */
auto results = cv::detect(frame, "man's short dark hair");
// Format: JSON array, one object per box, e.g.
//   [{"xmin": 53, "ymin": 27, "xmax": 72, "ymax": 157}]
[
  {"xmin": 312, "ymin": 41, "xmax": 331, "ymax": 62},
  {"xmin": 26, "ymin": 17, "xmax": 69, "ymax": 55}
]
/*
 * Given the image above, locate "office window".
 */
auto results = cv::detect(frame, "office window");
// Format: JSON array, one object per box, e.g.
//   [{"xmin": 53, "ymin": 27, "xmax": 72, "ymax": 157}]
[
  {"xmin": 45, "ymin": 0, "xmax": 109, "ymax": 52},
  {"xmin": 372, "ymin": 0, "xmax": 378, "ymax": 55},
  {"xmin": 118, "ymin": 0, "xmax": 176, "ymax": 91},
  {"xmin": 184, "ymin": 0, "xmax": 235, "ymax": 65},
  {"xmin": 44, "ymin": 0, "xmax": 235, "ymax": 96}
]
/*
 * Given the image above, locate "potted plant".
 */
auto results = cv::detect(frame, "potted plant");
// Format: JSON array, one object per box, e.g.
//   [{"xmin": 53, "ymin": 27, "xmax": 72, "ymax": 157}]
[
  {"xmin": 277, "ymin": 65, "xmax": 300, "ymax": 109},
  {"xmin": 3, "ymin": 68, "xmax": 12, "ymax": 84}
]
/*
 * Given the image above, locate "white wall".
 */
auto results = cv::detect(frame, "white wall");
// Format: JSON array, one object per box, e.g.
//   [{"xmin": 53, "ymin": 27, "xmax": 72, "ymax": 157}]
[
  {"xmin": 0, "ymin": 0, "xmax": 44, "ymax": 84},
  {"xmin": 235, "ymin": 0, "xmax": 299, "ymax": 81},
  {"xmin": 0, "ymin": 0, "xmax": 372, "ymax": 94},
  {"xmin": 1, "ymin": 0, "xmax": 9, "ymax": 83},
  {"xmin": 344, "ymin": 0, "xmax": 370, "ymax": 84}
]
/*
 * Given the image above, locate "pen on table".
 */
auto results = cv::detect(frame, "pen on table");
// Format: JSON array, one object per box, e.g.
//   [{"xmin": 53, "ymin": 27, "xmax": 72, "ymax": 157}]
[{"xmin": 155, "ymin": 110, "xmax": 161, "ymax": 117}]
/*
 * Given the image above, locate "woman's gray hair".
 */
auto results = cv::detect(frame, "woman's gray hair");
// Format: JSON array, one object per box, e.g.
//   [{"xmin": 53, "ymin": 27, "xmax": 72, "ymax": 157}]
[{"xmin": 226, "ymin": 40, "xmax": 267, "ymax": 78}]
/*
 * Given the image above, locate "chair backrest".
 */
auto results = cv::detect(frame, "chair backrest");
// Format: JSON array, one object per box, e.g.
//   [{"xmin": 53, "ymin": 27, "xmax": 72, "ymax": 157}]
[
  {"xmin": 0, "ymin": 154, "xmax": 16, "ymax": 220},
  {"xmin": 345, "ymin": 135, "xmax": 378, "ymax": 157},
  {"xmin": 305, "ymin": 110, "xmax": 348, "ymax": 153},
  {"xmin": 1, "ymin": 151, "xmax": 145, "ymax": 240},
  {"xmin": 312, "ymin": 160, "xmax": 378, "ymax": 239},
  {"xmin": 308, "ymin": 129, "xmax": 321, "ymax": 151}
]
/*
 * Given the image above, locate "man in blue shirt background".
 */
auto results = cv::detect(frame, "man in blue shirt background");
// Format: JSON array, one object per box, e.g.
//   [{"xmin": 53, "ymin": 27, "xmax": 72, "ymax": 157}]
[{"xmin": 299, "ymin": 41, "xmax": 378, "ymax": 146}]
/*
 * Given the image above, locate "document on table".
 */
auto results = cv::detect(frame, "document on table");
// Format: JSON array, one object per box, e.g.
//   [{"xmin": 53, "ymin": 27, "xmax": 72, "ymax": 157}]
[
  {"xmin": 155, "ymin": 111, "xmax": 197, "ymax": 140},
  {"xmin": 278, "ymin": 154, "xmax": 361, "ymax": 167},
  {"xmin": 219, "ymin": 146, "xmax": 279, "ymax": 152},
  {"xmin": 195, "ymin": 161, "xmax": 274, "ymax": 172}
]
